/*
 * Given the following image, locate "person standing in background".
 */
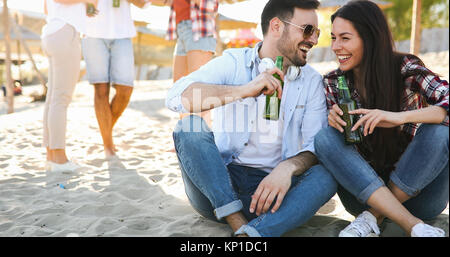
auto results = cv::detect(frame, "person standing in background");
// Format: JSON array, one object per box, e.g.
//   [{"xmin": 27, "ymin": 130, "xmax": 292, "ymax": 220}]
[
  {"xmin": 81, "ymin": 0, "xmax": 147, "ymax": 159},
  {"xmin": 149, "ymin": 0, "xmax": 218, "ymax": 127},
  {"xmin": 42, "ymin": 0, "xmax": 98, "ymax": 172}
]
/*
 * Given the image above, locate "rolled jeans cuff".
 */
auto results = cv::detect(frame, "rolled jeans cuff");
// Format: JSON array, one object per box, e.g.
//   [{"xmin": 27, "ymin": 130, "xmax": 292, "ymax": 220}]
[
  {"xmin": 235, "ymin": 225, "xmax": 262, "ymax": 237},
  {"xmin": 390, "ymin": 172, "xmax": 420, "ymax": 197},
  {"xmin": 357, "ymin": 176, "xmax": 385, "ymax": 204},
  {"xmin": 214, "ymin": 200, "xmax": 243, "ymax": 220}
]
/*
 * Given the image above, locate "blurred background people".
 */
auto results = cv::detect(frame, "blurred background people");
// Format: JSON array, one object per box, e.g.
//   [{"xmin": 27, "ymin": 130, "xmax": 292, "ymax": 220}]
[
  {"xmin": 42, "ymin": 0, "xmax": 98, "ymax": 172},
  {"xmin": 81, "ymin": 0, "xmax": 147, "ymax": 159}
]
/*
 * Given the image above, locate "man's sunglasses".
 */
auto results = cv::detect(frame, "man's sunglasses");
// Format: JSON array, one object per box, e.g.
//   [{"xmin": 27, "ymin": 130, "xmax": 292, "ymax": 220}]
[{"xmin": 281, "ymin": 20, "xmax": 320, "ymax": 39}]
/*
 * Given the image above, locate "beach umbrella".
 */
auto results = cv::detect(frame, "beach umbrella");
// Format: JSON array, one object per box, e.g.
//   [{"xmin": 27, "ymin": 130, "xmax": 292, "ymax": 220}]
[
  {"xmin": 218, "ymin": 13, "xmax": 257, "ymax": 30},
  {"xmin": 132, "ymin": 15, "xmax": 256, "ymax": 47},
  {"xmin": 132, "ymin": 12, "xmax": 258, "ymax": 68},
  {"xmin": 132, "ymin": 21, "xmax": 175, "ymax": 78},
  {"xmin": 0, "ymin": 23, "xmax": 40, "ymax": 41},
  {"xmin": 215, "ymin": 13, "xmax": 258, "ymax": 55},
  {"xmin": 133, "ymin": 23, "xmax": 175, "ymax": 47},
  {"xmin": 1, "ymin": 9, "xmax": 47, "ymax": 102},
  {"xmin": 7, "ymin": 9, "xmax": 46, "ymax": 36},
  {"xmin": 319, "ymin": 0, "xmax": 393, "ymax": 10},
  {"xmin": 0, "ymin": 9, "xmax": 46, "ymax": 82}
]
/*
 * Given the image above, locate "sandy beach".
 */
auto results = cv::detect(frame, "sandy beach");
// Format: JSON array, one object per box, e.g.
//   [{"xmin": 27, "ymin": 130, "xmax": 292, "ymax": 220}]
[{"xmin": 0, "ymin": 52, "xmax": 448, "ymax": 237}]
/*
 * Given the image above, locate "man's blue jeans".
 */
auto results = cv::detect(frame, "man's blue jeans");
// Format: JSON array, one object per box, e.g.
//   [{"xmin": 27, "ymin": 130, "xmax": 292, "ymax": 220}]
[
  {"xmin": 173, "ymin": 115, "xmax": 337, "ymax": 237},
  {"xmin": 314, "ymin": 124, "xmax": 449, "ymax": 220}
]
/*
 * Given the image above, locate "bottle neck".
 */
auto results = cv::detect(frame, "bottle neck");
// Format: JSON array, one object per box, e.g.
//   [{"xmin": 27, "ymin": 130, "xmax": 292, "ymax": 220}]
[
  {"xmin": 272, "ymin": 56, "xmax": 284, "ymax": 84},
  {"xmin": 337, "ymin": 76, "xmax": 351, "ymax": 100},
  {"xmin": 275, "ymin": 57, "xmax": 283, "ymax": 70},
  {"xmin": 338, "ymin": 87, "xmax": 351, "ymax": 100}
]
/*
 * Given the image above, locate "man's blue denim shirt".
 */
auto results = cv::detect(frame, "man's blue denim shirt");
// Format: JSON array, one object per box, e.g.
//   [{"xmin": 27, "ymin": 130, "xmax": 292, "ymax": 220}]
[{"xmin": 166, "ymin": 42, "xmax": 328, "ymax": 166}]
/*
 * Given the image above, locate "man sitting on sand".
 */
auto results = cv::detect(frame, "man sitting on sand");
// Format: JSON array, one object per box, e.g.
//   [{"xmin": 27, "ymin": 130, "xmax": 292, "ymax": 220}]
[{"xmin": 166, "ymin": 0, "xmax": 337, "ymax": 237}]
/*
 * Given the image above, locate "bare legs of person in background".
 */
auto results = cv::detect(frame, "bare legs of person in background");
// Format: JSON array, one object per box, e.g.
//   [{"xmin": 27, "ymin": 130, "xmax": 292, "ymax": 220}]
[
  {"xmin": 167, "ymin": 50, "xmax": 214, "ymax": 153},
  {"xmin": 173, "ymin": 50, "xmax": 213, "ymax": 125},
  {"xmin": 46, "ymin": 148, "xmax": 69, "ymax": 164},
  {"xmin": 94, "ymin": 83, "xmax": 133, "ymax": 158}
]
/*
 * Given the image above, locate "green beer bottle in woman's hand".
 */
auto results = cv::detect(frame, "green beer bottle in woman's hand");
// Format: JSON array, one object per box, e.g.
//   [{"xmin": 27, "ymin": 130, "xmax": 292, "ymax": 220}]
[{"xmin": 337, "ymin": 75, "xmax": 362, "ymax": 144}]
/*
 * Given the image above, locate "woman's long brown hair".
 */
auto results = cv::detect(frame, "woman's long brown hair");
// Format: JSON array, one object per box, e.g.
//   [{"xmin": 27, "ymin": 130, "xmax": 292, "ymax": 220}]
[{"xmin": 331, "ymin": 0, "xmax": 434, "ymax": 177}]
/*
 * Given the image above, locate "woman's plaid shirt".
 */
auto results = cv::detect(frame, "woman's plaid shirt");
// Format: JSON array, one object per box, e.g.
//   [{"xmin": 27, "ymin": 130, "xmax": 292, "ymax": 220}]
[
  {"xmin": 322, "ymin": 55, "xmax": 449, "ymax": 138},
  {"xmin": 166, "ymin": 0, "xmax": 218, "ymax": 41}
]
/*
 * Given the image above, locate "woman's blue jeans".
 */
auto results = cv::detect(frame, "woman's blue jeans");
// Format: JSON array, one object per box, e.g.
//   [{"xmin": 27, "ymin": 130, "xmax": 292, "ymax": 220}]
[
  {"xmin": 173, "ymin": 115, "xmax": 337, "ymax": 237},
  {"xmin": 314, "ymin": 124, "xmax": 449, "ymax": 220}
]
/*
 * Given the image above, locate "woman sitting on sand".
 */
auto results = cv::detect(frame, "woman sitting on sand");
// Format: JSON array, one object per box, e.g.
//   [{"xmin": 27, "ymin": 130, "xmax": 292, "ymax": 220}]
[
  {"xmin": 42, "ymin": 0, "xmax": 97, "ymax": 171},
  {"xmin": 314, "ymin": 0, "xmax": 448, "ymax": 237}
]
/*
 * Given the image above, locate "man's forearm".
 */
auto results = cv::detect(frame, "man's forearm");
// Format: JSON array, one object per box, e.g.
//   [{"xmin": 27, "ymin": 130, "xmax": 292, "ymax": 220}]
[
  {"xmin": 282, "ymin": 151, "xmax": 318, "ymax": 177},
  {"xmin": 181, "ymin": 83, "xmax": 248, "ymax": 113}
]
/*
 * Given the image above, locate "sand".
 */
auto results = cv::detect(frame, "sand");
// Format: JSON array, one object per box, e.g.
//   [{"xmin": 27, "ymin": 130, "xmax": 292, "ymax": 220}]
[{"xmin": 0, "ymin": 52, "xmax": 448, "ymax": 237}]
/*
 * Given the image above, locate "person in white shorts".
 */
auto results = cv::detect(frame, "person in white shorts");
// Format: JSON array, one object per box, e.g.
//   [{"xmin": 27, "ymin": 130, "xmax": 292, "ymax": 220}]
[
  {"xmin": 82, "ymin": 0, "xmax": 147, "ymax": 158},
  {"xmin": 42, "ymin": 0, "xmax": 98, "ymax": 172}
]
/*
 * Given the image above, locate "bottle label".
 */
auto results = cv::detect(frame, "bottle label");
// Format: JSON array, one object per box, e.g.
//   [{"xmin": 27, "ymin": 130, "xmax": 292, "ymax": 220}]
[
  {"xmin": 264, "ymin": 56, "xmax": 283, "ymax": 120},
  {"xmin": 264, "ymin": 95, "xmax": 280, "ymax": 120},
  {"xmin": 338, "ymin": 102, "xmax": 362, "ymax": 144}
]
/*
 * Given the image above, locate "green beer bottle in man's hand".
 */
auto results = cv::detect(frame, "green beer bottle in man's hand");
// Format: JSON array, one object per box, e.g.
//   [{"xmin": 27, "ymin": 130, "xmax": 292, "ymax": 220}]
[
  {"xmin": 337, "ymin": 75, "xmax": 362, "ymax": 144},
  {"xmin": 264, "ymin": 56, "xmax": 284, "ymax": 120},
  {"xmin": 113, "ymin": 0, "xmax": 120, "ymax": 7}
]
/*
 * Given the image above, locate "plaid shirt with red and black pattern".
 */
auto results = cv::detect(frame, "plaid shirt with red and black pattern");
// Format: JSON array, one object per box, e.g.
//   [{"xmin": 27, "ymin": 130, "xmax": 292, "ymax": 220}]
[
  {"xmin": 323, "ymin": 55, "xmax": 449, "ymax": 138},
  {"xmin": 166, "ymin": 0, "xmax": 218, "ymax": 41}
]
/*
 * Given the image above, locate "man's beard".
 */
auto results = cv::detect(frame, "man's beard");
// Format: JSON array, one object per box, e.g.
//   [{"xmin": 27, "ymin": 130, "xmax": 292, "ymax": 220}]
[{"xmin": 276, "ymin": 30, "xmax": 307, "ymax": 67}]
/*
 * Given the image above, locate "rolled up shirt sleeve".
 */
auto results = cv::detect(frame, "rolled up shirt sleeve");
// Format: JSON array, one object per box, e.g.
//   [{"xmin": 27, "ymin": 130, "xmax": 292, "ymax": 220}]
[
  {"xmin": 405, "ymin": 59, "xmax": 449, "ymax": 126},
  {"xmin": 322, "ymin": 72, "xmax": 339, "ymax": 113},
  {"xmin": 165, "ymin": 50, "xmax": 237, "ymax": 113},
  {"xmin": 165, "ymin": 77, "xmax": 196, "ymax": 113}
]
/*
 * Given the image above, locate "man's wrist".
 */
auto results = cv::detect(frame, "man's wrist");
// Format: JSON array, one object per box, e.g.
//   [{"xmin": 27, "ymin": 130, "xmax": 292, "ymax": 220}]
[
  {"xmin": 286, "ymin": 151, "xmax": 318, "ymax": 177},
  {"xmin": 237, "ymin": 84, "xmax": 252, "ymax": 99},
  {"xmin": 277, "ymin": 159, "xmax": 298, "ymax": 177}
]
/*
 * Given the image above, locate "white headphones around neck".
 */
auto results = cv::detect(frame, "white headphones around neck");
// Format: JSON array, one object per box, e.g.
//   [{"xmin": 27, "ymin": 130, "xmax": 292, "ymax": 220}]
[{"xmin": 258, "ymin": 58, "xmax": 301, "ymax": 81}]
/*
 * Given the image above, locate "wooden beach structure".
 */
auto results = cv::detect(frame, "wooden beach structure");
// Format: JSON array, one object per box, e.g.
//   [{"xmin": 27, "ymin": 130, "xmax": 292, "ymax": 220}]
[{"xmin": 1, "ymin": 4, "xmax": 47, "ymax": 111}]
